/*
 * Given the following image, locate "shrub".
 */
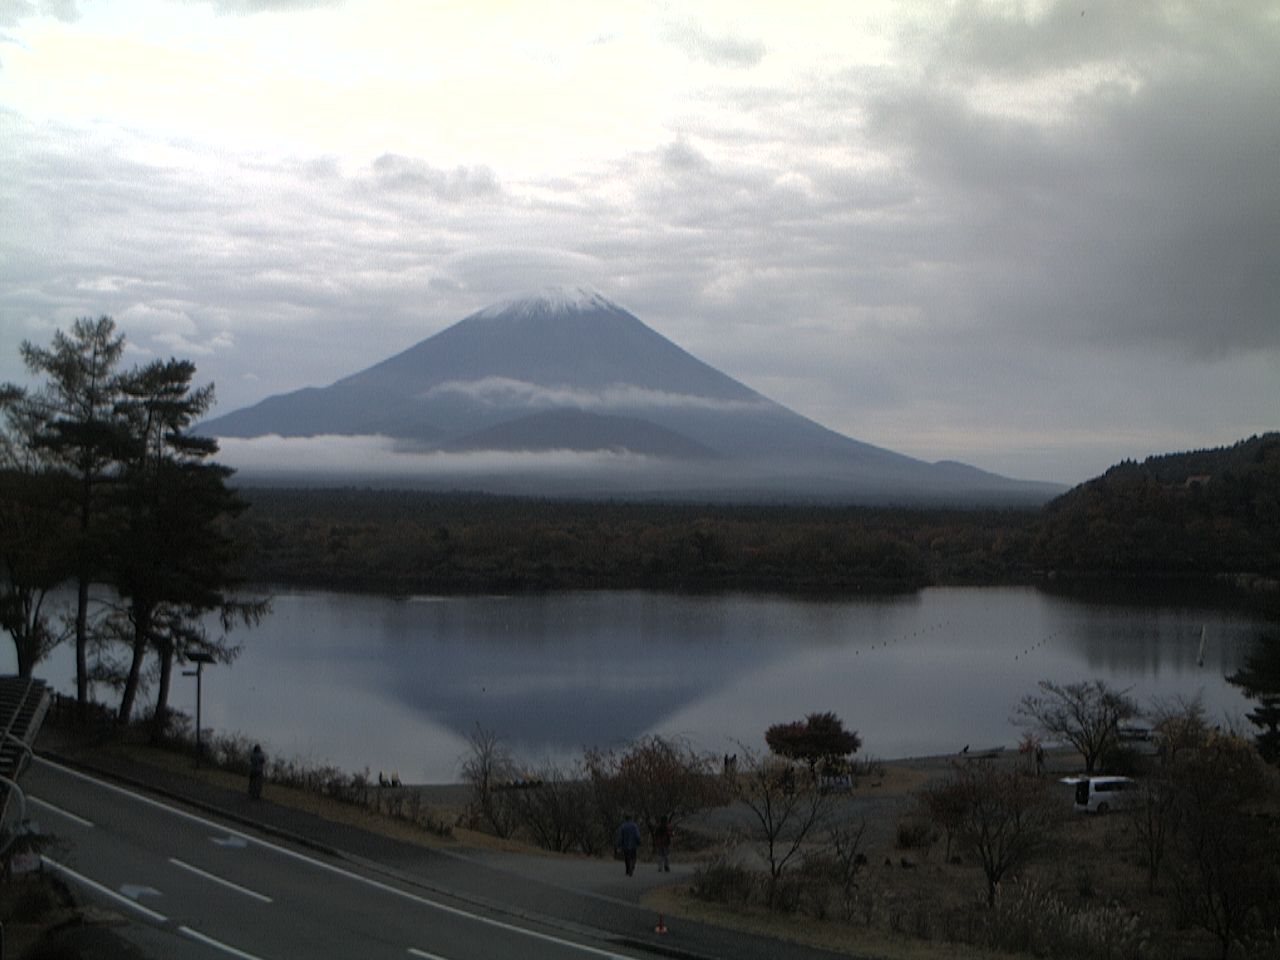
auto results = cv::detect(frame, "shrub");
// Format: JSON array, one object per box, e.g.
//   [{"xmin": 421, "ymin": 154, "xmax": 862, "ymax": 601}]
[
  {"xmin": 690, "ymin": 858, "xmax": 758, "ymax": 907},
  {"xmin": 509, "ymin": 761, "xmax": 600, "ymax": 854},
  {"xmin": 2, "ymin": 875, "xmax": 71, "ymax": 922},
  {"xmin": 583, "ymin": 734, "xmax": 724, "ymax": 845},
  {"xmin": 895, "ymin": 815, "xmax": 936, "ymax": 850},
  {"xmin": 981, "ymin": 879, "xmax": 1146, "ymax": 960}
]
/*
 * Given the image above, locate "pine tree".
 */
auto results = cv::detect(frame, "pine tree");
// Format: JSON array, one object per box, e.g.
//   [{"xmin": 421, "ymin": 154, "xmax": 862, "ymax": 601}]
[
  {"xmin": 1227, "ymin": 634, "xmax": 1280, "ymax": 764},
  {"xmin": 109, "ymin": 359, "xmax": 265, "ymax": 727},
  {"xmin": 19, "ymin": 317, "xmax": 128, "ymax": 705}
]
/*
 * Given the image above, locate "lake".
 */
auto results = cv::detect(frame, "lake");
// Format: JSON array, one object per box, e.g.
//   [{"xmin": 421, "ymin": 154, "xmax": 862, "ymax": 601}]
[{"xmin": 15, "ymin": 586, "xmax": 1272, "ymax": 782}]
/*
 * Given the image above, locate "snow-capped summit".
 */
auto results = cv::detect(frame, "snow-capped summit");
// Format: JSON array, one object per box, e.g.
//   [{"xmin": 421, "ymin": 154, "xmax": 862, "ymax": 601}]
[{"xmin": 474, "ymin": 285, "xmax": 622, "ymax": 321}]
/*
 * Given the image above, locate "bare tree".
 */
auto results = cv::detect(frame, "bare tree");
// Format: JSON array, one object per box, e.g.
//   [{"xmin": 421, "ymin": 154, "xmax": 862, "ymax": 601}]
[
  {"xmin": 1128, "ymin": 776, "xmax": 1178, "ymax": 894},
  {"xmin": 1150, "ymin": 692, "xmax": 1210, "ymax": 766},
  {"xmin": 920, "ymin": 772, "xmax": 970, "ymax": 862},
  {"xmin": 584, "ymin": 734, "xmax": 723, "ymax": 844},
  {"xmin": 509, "ymin": 759, "xmax": 598, "ymax": 854},
  {"xmin": 1168, "ymin": 732, "xmax": 1277, "ymax": 960},
  {"xmin": 460, "ymin": 724, "xmax": 519, "ymax": 838},
  {"xmin": 826, "ymin": 816, "xmax": 868, "ymax": 920},
  {"xmin": 734, "ymin": 746, "xmax": 836, "ymax": 906},
  {"xmin": 1015, "ymin": 679, "xmax": 1140, "ymax": 773},
  {"xmin": 945, "ymin": 764, "xmax": 1058, "ymax": 906}
]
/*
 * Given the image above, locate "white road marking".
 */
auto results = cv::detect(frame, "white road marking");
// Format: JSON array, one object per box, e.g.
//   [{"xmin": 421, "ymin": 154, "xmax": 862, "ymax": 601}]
[
  {"xmin": 255, "ymin": 839, "xmax": 631, "ymax": 959},
  {"xmin": 211, "ymin": 834, "xmax": 248, "ymax": 848},
  {"xmin": 37, "ymin": 758, "xmax": 631, "ymax": 959},
  {"xmin": 169, "ymin": 857, "xmax": 274, "ymax": 903},
  {"xmin": 36, "ymin": 758, "xmax": 261, "ymax": 843},
  {"xmin": 408, "ymin": 949, "xmax": 454, "ymax": 960},
  {"xmin": 180, "ymin": 925, "xmax": 269, "ymax": 960},
  {"xmin": 119, "ymin": 883, "xmax": 163, "ymax": 901},
  {"xmin": 29, "ymin": 795, "xmax": 95, "ymax": 828},
  {"xmin": 42, "ymin": 856, "xmax": 168, "ymax": 924}
]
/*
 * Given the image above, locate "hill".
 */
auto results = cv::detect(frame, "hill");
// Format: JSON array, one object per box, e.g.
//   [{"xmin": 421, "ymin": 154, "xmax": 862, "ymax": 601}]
[{"xmin": 1032, "ymin": 433, "xmax": 1280, "ymax": 579}]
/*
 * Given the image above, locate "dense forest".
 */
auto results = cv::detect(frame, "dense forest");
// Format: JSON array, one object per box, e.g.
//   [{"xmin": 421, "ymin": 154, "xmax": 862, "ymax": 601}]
[
  {"xmin": 1031, "ymin": 433, "xmax": 1280, "ymax": 583},
  {"xmin": 225, "ymin": 434, "xmax": 1280, "ymax": 596},
  {"xmin": 225, "ymin": 489, "xmax": 1042, "ymax": 594}
]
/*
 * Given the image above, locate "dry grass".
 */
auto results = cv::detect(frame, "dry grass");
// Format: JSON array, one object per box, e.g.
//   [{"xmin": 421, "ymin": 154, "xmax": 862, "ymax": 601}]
[
  {"xmin": 104, "ymin": 740, "xmax": 579, "ymax": 856},
  {"xmin": 642, "ymin": 884, "xmax": 1020, "ymax": 960},
  {"xmin": 80, "ymin": 739, "xmax": 471, "ymax": 848}
]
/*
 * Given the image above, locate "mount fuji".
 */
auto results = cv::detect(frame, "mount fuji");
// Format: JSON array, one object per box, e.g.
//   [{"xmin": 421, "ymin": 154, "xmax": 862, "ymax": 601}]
[{"xmin": 200, "ymin": 288, "xmax": 1061, "ymax": 503}]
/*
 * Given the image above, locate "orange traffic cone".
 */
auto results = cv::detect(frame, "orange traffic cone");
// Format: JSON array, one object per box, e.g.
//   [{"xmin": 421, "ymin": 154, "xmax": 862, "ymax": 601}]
[{"xmin": 655, "ymin": 913, "xmax": 668, "ymax": 934}]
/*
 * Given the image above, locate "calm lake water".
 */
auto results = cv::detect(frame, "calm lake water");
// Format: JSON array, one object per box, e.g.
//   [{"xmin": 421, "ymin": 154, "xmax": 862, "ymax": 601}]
[{"xmin": 16, "ymin": 586, "xmax": 1273, "ymax": 783}]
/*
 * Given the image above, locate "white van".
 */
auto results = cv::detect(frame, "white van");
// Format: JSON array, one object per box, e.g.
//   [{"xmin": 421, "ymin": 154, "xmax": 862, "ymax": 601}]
[{"xmin": 1063, "ymin": 775, "xmax": 1138, "ymax": 814}]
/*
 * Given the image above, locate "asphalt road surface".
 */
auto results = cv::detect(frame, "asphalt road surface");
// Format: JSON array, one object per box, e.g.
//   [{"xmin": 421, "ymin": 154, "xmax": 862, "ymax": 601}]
[{"xmin": 27, "ymin": 758, "xmax": 646, "ymax": 960}]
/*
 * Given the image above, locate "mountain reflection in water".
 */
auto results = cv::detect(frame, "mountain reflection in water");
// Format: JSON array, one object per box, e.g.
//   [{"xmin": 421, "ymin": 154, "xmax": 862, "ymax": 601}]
[{"xmin": 21, "ymin": 586, "xmax": 1266, "ymax": 782}]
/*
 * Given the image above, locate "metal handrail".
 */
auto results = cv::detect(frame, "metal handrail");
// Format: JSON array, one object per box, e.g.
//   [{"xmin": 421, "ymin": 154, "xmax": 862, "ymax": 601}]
[
  {"xmin": 0, "ymin": 773, "xmax": 27, "ymax": 857},
  {"xmin": 0, "ymin": 730, "xmax": 34, "ymax": 779}
]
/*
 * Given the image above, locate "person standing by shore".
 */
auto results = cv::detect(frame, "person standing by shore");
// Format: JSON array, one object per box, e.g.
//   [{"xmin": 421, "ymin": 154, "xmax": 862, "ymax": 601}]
[{"xmin": 615, "ymin": 813, "xmax": 641, "ymax": 876}]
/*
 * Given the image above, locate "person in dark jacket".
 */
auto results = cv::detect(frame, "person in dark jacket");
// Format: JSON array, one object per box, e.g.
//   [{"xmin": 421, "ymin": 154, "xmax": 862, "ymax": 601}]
[
  {"xmin": 249, "ymin": 744, "xmax": 266, "ymax": 800},
  {"xmin": 654, "ymin": 815, "xmax": 673, "ymax": 872},
  {"xmin": 615, "ymin": 813, "xmax": 642, "ymax": 876}
]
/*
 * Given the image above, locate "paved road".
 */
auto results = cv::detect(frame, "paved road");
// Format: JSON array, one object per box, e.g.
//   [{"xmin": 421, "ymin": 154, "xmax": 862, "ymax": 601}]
[{"xmin": 28, "ymin": 758, "xmax": 647, "ymax": 960}]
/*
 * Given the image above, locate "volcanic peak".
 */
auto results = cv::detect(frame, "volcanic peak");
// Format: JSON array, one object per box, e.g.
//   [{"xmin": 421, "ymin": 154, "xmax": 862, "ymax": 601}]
[{"xmin": 472, "ymin": 285, "xmax": 624, "ymax": 321}]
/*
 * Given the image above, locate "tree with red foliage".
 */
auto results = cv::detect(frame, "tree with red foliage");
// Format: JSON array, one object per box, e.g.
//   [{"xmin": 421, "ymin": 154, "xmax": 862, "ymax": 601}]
[{"xmin": 764, "ymin": 711, "xmax": 862, "ymax": 773}]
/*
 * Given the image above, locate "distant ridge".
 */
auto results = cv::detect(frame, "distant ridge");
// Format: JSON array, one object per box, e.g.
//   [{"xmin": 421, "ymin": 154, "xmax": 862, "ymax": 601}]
[{"xmin": 200, "ymin": 287, "xmax": 1063, "ymax": 504}]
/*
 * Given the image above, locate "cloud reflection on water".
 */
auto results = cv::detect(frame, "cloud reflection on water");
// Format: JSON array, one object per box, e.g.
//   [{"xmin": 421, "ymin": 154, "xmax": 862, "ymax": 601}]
[{"xmin": 18, "ymin": 587, "xmax": 1263, "ymax": 782}]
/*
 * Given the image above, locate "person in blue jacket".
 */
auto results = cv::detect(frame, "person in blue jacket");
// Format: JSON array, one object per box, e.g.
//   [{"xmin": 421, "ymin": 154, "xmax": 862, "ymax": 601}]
[{"xmin": 615, "ymin": 813, "xmax": 642, "ymax": 876}]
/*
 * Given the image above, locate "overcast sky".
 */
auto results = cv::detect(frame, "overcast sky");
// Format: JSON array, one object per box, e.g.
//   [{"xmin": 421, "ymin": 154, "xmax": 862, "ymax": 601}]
[{"xmin": 1, "ymin": 0, "xmax": 1276, "ymax": 485}]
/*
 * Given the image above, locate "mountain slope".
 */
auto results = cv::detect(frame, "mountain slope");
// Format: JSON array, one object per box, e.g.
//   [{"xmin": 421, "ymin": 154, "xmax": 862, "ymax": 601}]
[
  {"xmin": 200, "ymin": 287, "xmax": 1061, "ymax": 503},
  {"xmin": 1032, "ymin": 433, "xmax": 1280, "ymax": 575}
]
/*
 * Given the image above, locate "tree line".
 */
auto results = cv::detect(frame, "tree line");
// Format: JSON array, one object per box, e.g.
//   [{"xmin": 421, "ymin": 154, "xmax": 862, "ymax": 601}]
[
  {"xmin": 0, "ymin": 317, "xmax": 265, "ymax": 732},
  {"xmin": 221, "ymin": 433, "xmax": 1280, "ymax": 596},
  {"xmin": 224, "ymin": 487, "xmax": 1046, "ymax": 593}
]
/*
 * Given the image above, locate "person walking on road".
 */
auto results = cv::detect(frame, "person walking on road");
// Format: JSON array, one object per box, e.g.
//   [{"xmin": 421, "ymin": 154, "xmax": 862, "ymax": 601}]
[
  {"xmin": 249, "ymin": 744, "xmax": 266, "ymax": 800},
  {"xmin": 654, "ymin": 815, "xmax": 673, "ymax": 872},
  {"xmin": 615, "ymin": 813, "xmax": 642, "ymax": 876}
]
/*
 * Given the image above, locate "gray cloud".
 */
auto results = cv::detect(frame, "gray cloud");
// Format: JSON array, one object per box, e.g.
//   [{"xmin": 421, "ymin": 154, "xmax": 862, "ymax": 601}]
[
  {"xmin": 862, "ymin": 1, "xmax": 1280, "ymax": 361},
  {"xmin": 422, "ymin": 377, "xmax": 768, "ymax": 414},
  {"xmin": 201, "ymin": 0, "xmax": 344, "ymax": 15},
  {"xmin": 368, "ymin": 154, "xmax": 502, "ymax": 201},
  {"xmin": 664, "ymin": 17, "xmax": 766, "ymax": 68},
  {"xmin": 1, "ymin": 2, "xmax": 1276, "ymax": 485},
  {"xmin": 0, "ymin": 1, "xmax": 78, "ymax": 27},
  {"xmin": 215, "ymin": 434, "xmax": 662, "ymax": 478}
]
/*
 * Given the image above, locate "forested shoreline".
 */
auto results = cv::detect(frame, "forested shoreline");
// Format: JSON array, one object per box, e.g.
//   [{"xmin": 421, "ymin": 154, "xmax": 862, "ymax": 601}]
[
  {"xmin": 225, "ymin": 430, "xmax": 1280, "ymax": 599},
  {"xmin": 226, "ymin": 487, "xmax": 1037, "ymax": 594}
]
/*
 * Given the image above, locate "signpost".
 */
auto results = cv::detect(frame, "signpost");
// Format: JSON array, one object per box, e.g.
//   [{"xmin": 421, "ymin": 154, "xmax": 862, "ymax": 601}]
[{"xmin": 182, "ymin": 652, "xmax": 217, "ymax": 767}]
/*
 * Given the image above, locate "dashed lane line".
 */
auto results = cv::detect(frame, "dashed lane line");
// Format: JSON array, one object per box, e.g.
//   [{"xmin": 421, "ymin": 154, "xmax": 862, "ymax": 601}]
[
  {"xmin": 169, "ymin": 857, "xmax": 274, "ymax": 903},
  {"xmin": 29, "ymin": 795, "xmax": 95, "ymax": 828},
  {"xmin": 40, "ymin": 856, "xmax": 168, "ymax": 924},
  {"xmin": 179, "ymin": 924, "xmax": 270, "ymax": 960}
]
